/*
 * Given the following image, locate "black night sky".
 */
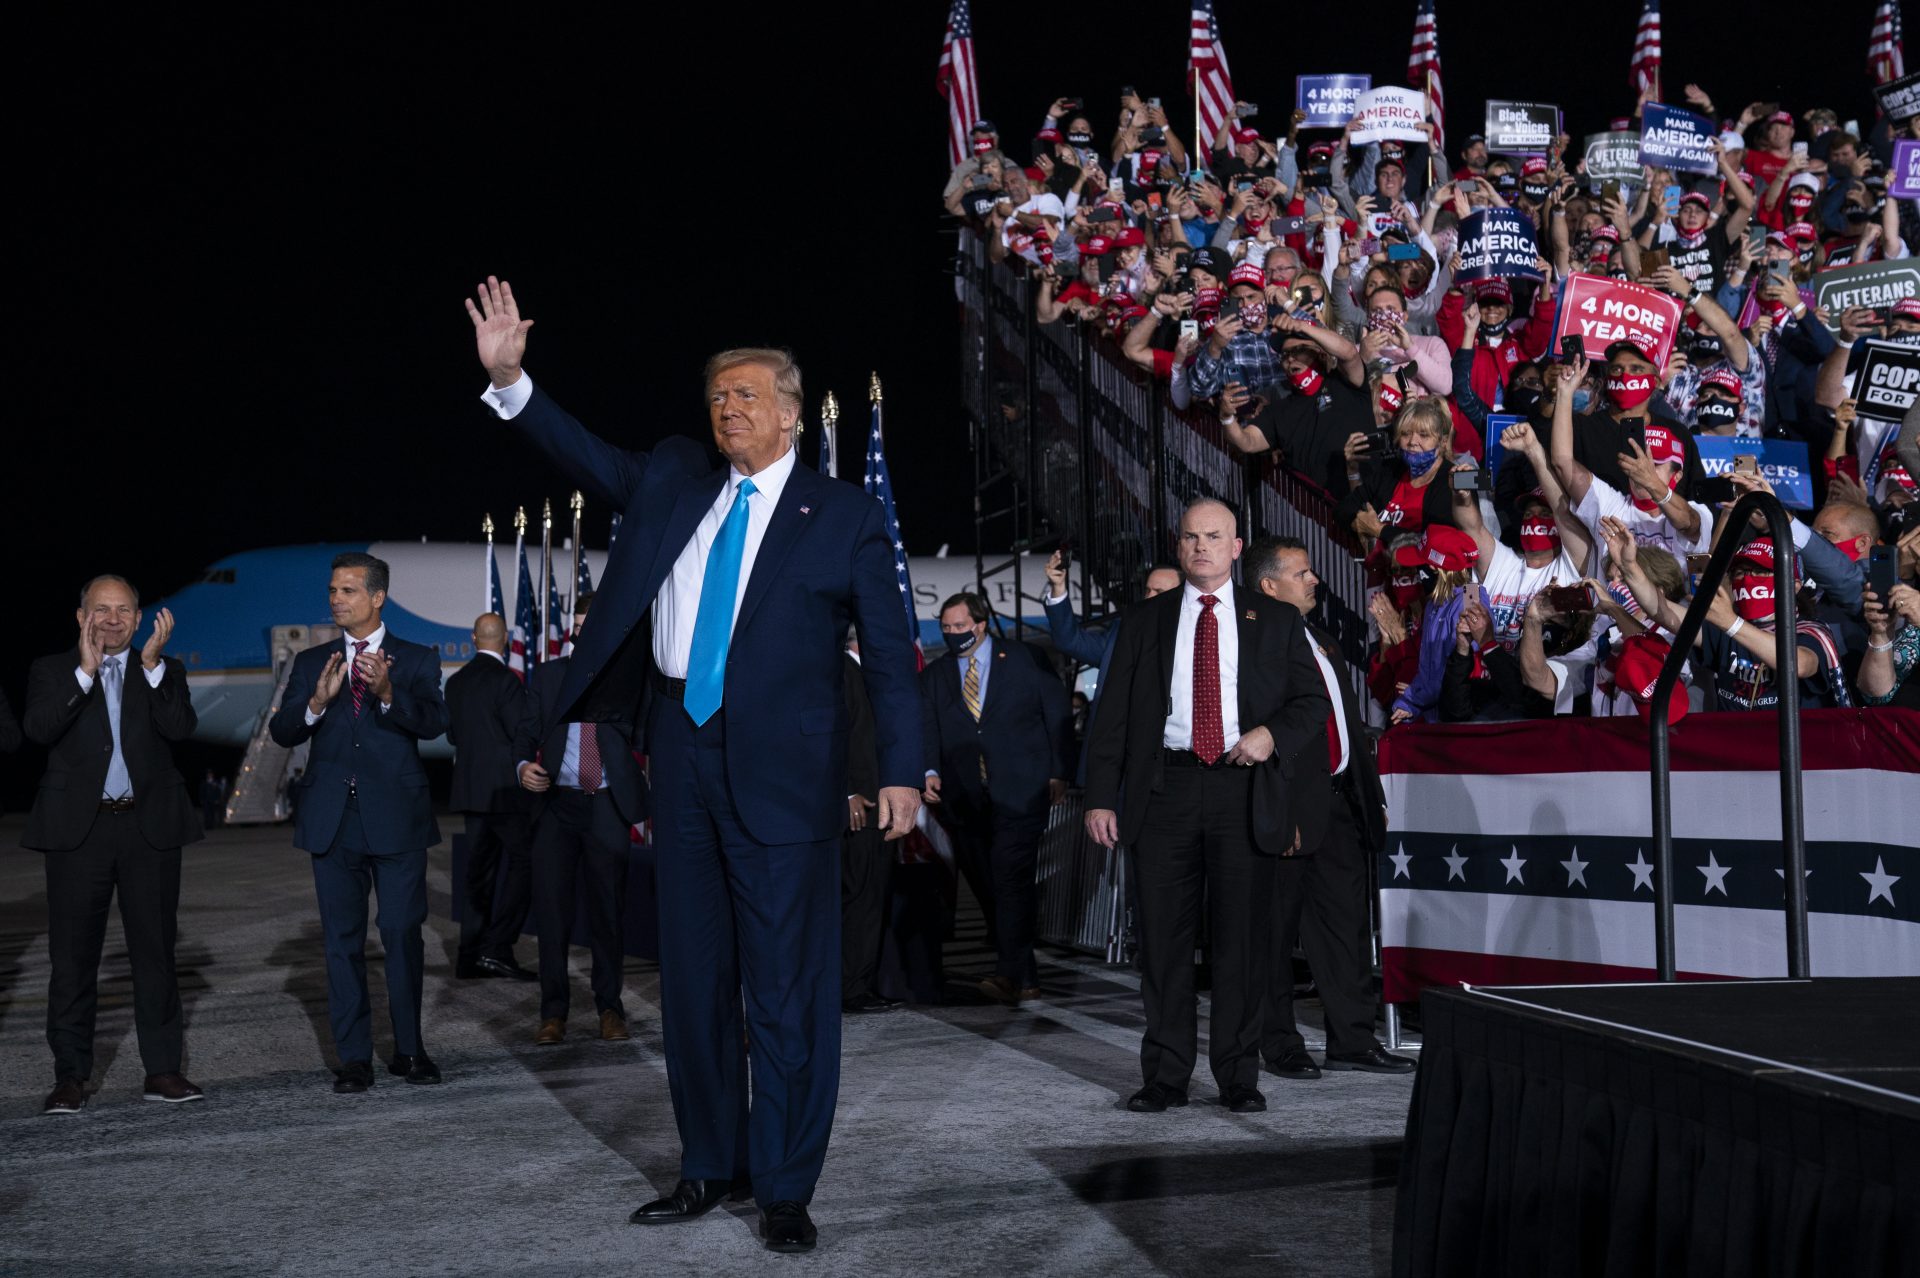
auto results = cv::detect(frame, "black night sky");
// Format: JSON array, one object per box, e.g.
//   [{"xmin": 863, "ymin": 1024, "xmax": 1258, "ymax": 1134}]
[{"xmin": 9, "ymin": 4, "xmax": 1889, "ymax": 797}]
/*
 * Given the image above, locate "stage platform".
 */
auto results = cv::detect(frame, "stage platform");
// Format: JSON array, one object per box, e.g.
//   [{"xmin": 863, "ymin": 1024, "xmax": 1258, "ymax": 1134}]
[
  {"xmin": 0, "ymin": 818, "xmax": 1414, "ymax": 1277},
  {"xmin": 1394, "ymin": 979, "xmax": 1920, "ymax": 1278}
]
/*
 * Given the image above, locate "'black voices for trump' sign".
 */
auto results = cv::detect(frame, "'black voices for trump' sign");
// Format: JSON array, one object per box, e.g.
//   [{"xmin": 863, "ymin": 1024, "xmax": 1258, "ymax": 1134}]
[
  {"xmin": 1484, "ymin": 101, "xmax": 1558, "ymax": 155},
  {"xmin": 1639, "ymin": 103, "xmax": 1717, "ymax": 176},
  {"xmin": 1455, "ymin": 208, "xmax": 1543, "ymax": 282}
]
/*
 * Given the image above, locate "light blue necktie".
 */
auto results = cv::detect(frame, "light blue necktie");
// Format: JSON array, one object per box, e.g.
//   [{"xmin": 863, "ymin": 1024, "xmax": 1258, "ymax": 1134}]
[
  {"xmin": 684, "ymin": 478, "xmax": 756, "ymax": 726},
  {"xmin": 103, "ymin": 655, "xmax": 133, "ymax": 800}
]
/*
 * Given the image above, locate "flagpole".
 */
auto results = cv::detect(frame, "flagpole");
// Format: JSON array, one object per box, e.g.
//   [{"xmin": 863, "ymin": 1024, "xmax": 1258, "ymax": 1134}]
[
  {"xmin": 870, "ymin": 370, "xmax": 883, "ymax": 434},
  {"xmin": 513, "ymin": 506, "xmax": 528, "ymax": 631},
  {"xmin": 822, "ymin": 391, "xmax": 840, "ymax": 478},
  {"xmin": 482, "ymin": 514, "xmax": 494, "ymax": 613},
  {"xmin": 1426, "ymin": 66, "xmax": 1438, "ymax": 189},
  {"xmin": 539, "ymin": 498, "xmax": 553, "ymax": 665},
  {"xmin": 567, "ymin": 490, "xmax": 583, "ymax": 623}
]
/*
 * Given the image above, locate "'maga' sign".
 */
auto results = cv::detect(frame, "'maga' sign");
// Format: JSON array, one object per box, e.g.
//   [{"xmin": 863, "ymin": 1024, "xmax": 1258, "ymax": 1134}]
[{"xmin": 1455, "ymin": 208, "xmax": 1543, "ymax": 282}]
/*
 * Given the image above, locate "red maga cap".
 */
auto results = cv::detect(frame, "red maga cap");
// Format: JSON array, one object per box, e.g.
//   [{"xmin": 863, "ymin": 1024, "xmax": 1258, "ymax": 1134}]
[
  {"xmin": 1393, "ymin": 524, "xmax": 1480, "ymax": 573},
  {"xmin": 1614, "ymin": 634, "xmax": 1686, "ymax": 724}
]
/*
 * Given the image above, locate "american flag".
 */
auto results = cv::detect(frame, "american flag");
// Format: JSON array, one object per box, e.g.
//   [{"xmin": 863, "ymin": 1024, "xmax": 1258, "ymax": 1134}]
[
  {"xmin": 1408, "ymin": 0, "xmax": 1444, "ymax": 155},
  {"xmin": 561, "ymin": 548, "xmax": 595, "ymax": 657},
  {"xmin": 487, "ymin": 540, "xmax": 504, "ymax": 618},
  {"xmin": 608, "ymin": 512, "xmax": 622, "ymax": 550},
  {"xmin": 937, "ymin": 0, "xmax": 980, "ymax": 169},
  {"xmin": 509, "ymin": 535, "xmax": 535, "ymax": 680},
  {"xmin": 546, "ymin": 563, "xmax": 568, "ymax": 660},
  {"xmin": 862, "ymin": 393, "xmax": 925, "ymax": 666},
  {"xmin": 818, "ymin": 401, "xmax": 838, "ymax": 479},
  {"xmin": 1631, "ymin": 0, "xmax": 1662, "ymax": 98},
  {"xmin": 1188, "ymin": 1, "xmax": 1238, "ymax": 153},
  {"xmin": 1870, "ymin": 1, "xmax": 1906, "ymax": 85}
]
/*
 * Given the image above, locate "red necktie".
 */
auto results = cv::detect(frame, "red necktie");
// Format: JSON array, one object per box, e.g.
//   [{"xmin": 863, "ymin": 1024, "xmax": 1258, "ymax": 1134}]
[
  {"xmin": 1326, "ymin": 711, "xmax": 1341, "ymax": 774},
  {"xmin": 349, "ymin": 640, "xmax": 368, "ymax": 718},
  {"xmin": 577, "ymin": 723, "xmax": 603, "ymax": 794},
  {"xmin": 1192, "ymin": 594, "xmax": 1224, "ymax": 765}
]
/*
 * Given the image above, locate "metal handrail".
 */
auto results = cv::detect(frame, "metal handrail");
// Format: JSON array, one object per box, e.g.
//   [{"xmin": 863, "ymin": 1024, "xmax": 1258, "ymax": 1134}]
[{"xmin": 1648, "ymin": 490, "xmax": 1807, "ymax": 981}]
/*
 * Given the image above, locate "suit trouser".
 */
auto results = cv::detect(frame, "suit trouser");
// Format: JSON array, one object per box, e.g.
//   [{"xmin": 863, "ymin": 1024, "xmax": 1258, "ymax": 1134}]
[
  {"xmin": 946, "ymin": 797, "xmax": 1047, "ymax": 988},
  {"xmin": 650, "ymin": 696, "xmax": 839, "ymax": 1206},
  {"xmin": 1263, "ymin": 789, "xmax": 1380, "ymax": 1061},
  {"xmin": 1133, "ymin": 759, "xmax": 1273, "ymax": 1093},
  {"xmin": 530, "ymin": 789, "xmax": 628, "ymax": 1023},
  {"xmin": 310, "ymin": 798, "xmax": 427, "ymax": 1065},
  {"xmin": 839, "ymin": 820, "xmax": 891, "ymax": 1000},
  {"xmin": 459, "ymin": 810, "xmax": 532, "ymax": 965},
  {"xmin": 43, "ymin": 811, "xmax": 184, "ymax": 1083}
]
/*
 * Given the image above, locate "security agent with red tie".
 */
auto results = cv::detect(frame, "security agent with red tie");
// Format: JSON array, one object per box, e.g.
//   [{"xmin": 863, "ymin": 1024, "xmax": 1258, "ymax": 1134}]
[
  {"xmin": 1085, "ymin": 500, "xmax": 1330, "ymax": 1115},
  {"xmin": 1247, "ymin": 537, "xmax": 1413, "ymax": 1079},
  {"xmin": 268, "ymin": 552, "xmax": 450, "ymax": 1094},
  {"xmin": 515, "ymin": 592, "xmax": 648, "ymax": 1045},
  {"xmin": 23, "ymin": 575, "xmax": 203, "ymax": 1114}
]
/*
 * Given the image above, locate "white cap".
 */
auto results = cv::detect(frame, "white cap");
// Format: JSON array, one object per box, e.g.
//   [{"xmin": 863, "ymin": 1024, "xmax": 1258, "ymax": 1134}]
[
  {"xmin": 1787, "ymin": 172, "xmax": 1820, "ymax": 194},
  {"xmin": 1718, "ymin": 131, "xmax": 1745, "ymax": 150}
]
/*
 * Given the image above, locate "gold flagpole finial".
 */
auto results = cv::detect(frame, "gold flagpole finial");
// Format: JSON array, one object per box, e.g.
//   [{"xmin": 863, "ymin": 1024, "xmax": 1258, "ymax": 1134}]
[
  {"xmin": 542, "ymin": 498, "xmax": 552, "ymax": 528},
  {"xmin": 869, "ymin": 371, "xmax": 883, "ymax": 403},
  {"xmin": 570, "ymin": 489, "xmax": 584, "ymax": 515},
  {"xmin": 823, "ymin": 390, "xmax": 840, "ymax": 424},
  {"xmin": 513, "ymin": 506, "xmax": 527, "ymax": 534},
  {"xmin": 482, "ymin": 514, "xmax": 494, "ymax": 539}
]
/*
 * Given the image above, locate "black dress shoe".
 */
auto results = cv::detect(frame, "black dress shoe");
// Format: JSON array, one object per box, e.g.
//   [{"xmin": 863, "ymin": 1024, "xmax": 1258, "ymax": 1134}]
[
  {"xmin": 332, "ymin": 1061, "xmax": 374, "ymax": 1094},
  {"xmin": 629, "ymin": 1178, "xmax": 741, "ymax": 1224},
  {"xmin": 761, "ymin": 1201, "xmax": 818, "ymax": 1253},
  {"xmin": 1222, "ymin": 1084, "xmax": 1267, "ymax": 1113},
  {"xmin": 1323, "ymin": 1045, "xmax": 1417, "ymax": 1074},
  {"xmin": 455, "ymin": 958, "xmax": 489, "ymax": 979},
  {"xmin": 477, "ymin": 956, "xmax": 538, "ymax": 982},
  {"xmin": 1126, "ymin": 1081, "xmax": 1190, "ymax": 1112},
  {"xmin": 404, "ymin": 1052, "xmax": 442, "ymax": 1085},
  {"xmin": 1266, "ymin": 1045, "xmax": 1323, "ymax": 1080},
  {"xmin": 842, "ymin": 992, "xmax": 902, "ymax": 1014},
  {"xmin": 42, "ymin": 1078, "xmax": 87, "ymax": 1115}
]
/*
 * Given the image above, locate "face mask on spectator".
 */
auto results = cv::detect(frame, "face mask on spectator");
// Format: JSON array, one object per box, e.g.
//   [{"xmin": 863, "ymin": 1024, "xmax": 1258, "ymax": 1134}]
[
  {"xmin": 1368, "ymin": 307, "xmax": 1402, "ymax": 335},
  {"xmin": 1733, "ymin": 576, "xmax": 1775, "ymax": 623},
  {"xmin": 1290, "ymin": 364, "xmax": 1324, "ymax": 396},
  {"xmin": 1608, "ymin": 372, "xmax": 1655, "ymax": 410},
  {"xmin": 1519, "ymin": 516, "xmax": 1560, "ymax": 553},
  {"xmin": 1571, "ymin": 387, "xmax": 1593, "ymax": 412},
  {"xmin": 1386, "ymin": 571, "xmax": 1424, "ymax": 610},
  {"xmin": 1378, "ymin": 383, "xmax": 1406, "ymax": 417},
  {"xmin": 1506, "ymin": 384, "xmax": 1543, "ymax": 416},
  {"xmin": 942, "ymin": 628, "xmax": 980, "ymax": 656},
  {"xmin": 1401, "ymin": 444, "xmax": 1441, "ymax": 474},
  {"xmin": 1695, "ymin": 396, "xmax": 1740, "ymax": 430}
]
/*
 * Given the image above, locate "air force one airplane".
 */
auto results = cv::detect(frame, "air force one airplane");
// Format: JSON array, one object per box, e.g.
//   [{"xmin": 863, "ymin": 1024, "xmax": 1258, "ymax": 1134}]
[{"xmin": 149, "ymin": 541, "xmax": 1084, "ymax": 758}]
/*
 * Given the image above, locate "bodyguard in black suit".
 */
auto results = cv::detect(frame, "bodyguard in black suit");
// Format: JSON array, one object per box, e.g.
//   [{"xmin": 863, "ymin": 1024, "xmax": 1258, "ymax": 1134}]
[
  {"xmin": 1085, "ymin": 501, "xmax": 1329, "ymax": 1114},
  {"xmin": 839, "ymin": 644, "xmax": 896, "ymax": 1012},
  {"xmin": 922, "ymin": 592, "xmax": 1071, "ymax": 1003},
  {"xmin": 23, "ymin": 575, "xmax": 203, "ymax": 1114},
  {"xmin": 1246, "ymin": 538, "xmax": 1412, "ymax": 1079},
  {"xmin": 444, "ymin": 611, "xmax": 535, "ymax": 981},
  {"xmin": 514, "ymin": 593, "xmax": 648, "ymax": 1044},
  {"xmin": 268, "ymin": 552, "xmax": 449, "ymax": 1093}
]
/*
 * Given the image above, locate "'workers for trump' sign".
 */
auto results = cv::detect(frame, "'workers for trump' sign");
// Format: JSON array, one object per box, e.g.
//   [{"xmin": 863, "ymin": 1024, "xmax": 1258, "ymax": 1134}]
[
  {"xmin": 1811, "ymin": 259, "xmax": 1920, "ymax": 333},
  {"xmin": 1851, "ymin": 339, "xmax": 1920, "ymax": 426},
  {"xmin": 1891, "ymin": 140, "xmax": 1920, "ymax": 201},
  {"xmin": 1582, "ymin": 131, "xmax": 1641, "ymax": 186},
  {"xmin": 1552, "ymin": 276, "xmax": 1685, "ymax": 367},
  {"xmin": 1694, "ymin": 436, "xmax": 1814, "ymax": 509},
  {"xmin": 1297, "ymin": 74, "xmax": 1371, "ymax": 128},
  {"xmin": 1349, "ymin": 87, "xmax": 1429, "ymax": 144},
  {"xmin": 1484, "ymin": 101, "xmax": 1558, "ymax": 155},
  {"xmin": 1638, "ymin": 103, "xmax": 1717, "ymax": 176},
  {"xmin": 1455, "ymin": 208, "xmax": 1543, "ymax": 282}
]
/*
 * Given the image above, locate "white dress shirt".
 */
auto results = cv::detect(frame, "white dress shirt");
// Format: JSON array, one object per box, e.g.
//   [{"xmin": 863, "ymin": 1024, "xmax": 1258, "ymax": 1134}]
[
  {"xmin": 1162, "ymin": 581, "xmax": 1241, "ymax": 752},
  {"xmin": 305, "ymin": 623, "xmax": 388, "ymax": 724},
  {"xmin": 73, "ymin": 650, "xmax": 165, "ymax": 693},
  {"xmin": 482, "ymin": 371, "xmax": 798, "ymax": 680},
  {"xmin": 1307, "ymin": 636, "xmax": 1349, "ymax": 776}
]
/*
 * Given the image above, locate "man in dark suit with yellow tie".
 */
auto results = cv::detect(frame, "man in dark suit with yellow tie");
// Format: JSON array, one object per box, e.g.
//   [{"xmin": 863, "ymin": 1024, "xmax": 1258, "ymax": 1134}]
[
  {"xmin": 1246, "ymin": 537, "xmax": 1413, "ymax": 1079},
  {"xmin": 921, "ymin": 591, "xmax": 1071, "ymax": 1005},
  {"xmin": 1085, "ymin": 501, "xmax": 1329, "ymax": 1115},
  {"xmin": 23, "ymin": 575, "xmax": 203, "ymax": 1115},
  {"xmin": 514, "ymin": 592, "xmax": 648, "ymax": 1044}
]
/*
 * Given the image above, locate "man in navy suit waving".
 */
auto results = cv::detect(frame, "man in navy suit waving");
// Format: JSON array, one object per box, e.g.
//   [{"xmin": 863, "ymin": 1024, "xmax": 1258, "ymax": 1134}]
[
  {"xmin": 269, "ymin": 553, "xmax": 449, "ymax": 1094},
  {"xmin": 466, "ymin": 277, "xmax": 923, "ymax": 1254}
]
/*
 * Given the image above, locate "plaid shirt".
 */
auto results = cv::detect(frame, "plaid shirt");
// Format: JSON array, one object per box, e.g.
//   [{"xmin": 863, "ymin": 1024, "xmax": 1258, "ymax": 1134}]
[
  {"xmin": 1663, "ymin": 340, "xmax": 1767, "ymax": 439},
  {"xmin": 1189, "ymin": 328, "xmax": 1286, "ymax": 399}
]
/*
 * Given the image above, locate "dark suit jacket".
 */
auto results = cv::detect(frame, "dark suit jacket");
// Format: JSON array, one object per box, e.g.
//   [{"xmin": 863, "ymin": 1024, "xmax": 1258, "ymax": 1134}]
[
  {"xmin": 502, "ymin": 385, "xmax": 923, "ymax": 845},
  {"xmin": 921, "ymin": 639, "xmax": 1071, "ymax": 817},
  {"xmin": 445, "ymin": 652, "xmax": 529, "ymax": 814},
  {"xmin": 1085, "ymin": 586, "xmax": 1330, "ymax": 855},
  {"xmin": 268, "ymin": 631, "xmax": 448, "ymax": 855},
  {"xmin": 843, "ymin": 653, "xmax": 878, "ymax": 804},
  {"xmin": 1287, "ymin": 622, "xmax": 1388, "ymax": 855},
  {"xmin": 514, "ymin": 655, "xmax": 648, "ymax": 826},
  {"xmin": 1045, "ymin": 596, "xmax": 1121, "ymax": 787},
  {"xmin": 21, "ymin": 650, "xmax": 202, "ymax": 852}
]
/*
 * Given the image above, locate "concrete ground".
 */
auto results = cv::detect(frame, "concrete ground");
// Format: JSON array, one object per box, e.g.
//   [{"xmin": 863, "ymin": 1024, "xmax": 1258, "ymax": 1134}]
[{"xmin": 0, "ymin": 818, "xmax": 1416, "ymax": 1277}]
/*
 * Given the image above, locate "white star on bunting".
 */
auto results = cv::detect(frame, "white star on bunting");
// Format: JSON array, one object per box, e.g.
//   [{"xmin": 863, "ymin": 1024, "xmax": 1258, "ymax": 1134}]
[
  {"xmin": 1390, "ymin": 849, "xmax": 1413, "ymax": 880},
  {"xmin": 1697, "ymin": 851, "xmax": 1731, "ymax": 897},
  {"xmin": 1560, "ymin": 847, "xmax": 1589, "ymax": 888},
  {"xmin": 1627, "ymin": 851, "xmax": 1655, "ymax": 893},
  {"xmin": 1443, "ymin": 845, "xmax": 1468, "ymax": 882},
  {"xmin": 1861, "ymin": 856, "xmax": 1900, "ymax": 908},
  {"xmin": 1500, "ymin": 846, "xmax": 1527, "ymax": 885}
]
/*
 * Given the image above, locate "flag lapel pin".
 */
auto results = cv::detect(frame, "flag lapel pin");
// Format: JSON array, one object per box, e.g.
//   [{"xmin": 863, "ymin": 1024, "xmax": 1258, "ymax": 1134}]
[{"xmin": 1244, "ymin": 609, "xmax": 1257, "ymax": 621}]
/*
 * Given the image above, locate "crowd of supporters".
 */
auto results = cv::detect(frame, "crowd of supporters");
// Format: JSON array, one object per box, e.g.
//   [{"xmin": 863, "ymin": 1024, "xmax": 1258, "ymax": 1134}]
[{"xmin": 944, "ymin": 88, "xmax": 1920, "ymax": 722}]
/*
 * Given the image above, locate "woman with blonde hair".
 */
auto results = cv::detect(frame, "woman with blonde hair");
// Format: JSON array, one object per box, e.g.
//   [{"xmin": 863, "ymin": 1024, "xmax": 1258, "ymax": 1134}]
[{"xmin": 1337, "ymin": 394, "xmax": 1481, "ymax": 547}]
